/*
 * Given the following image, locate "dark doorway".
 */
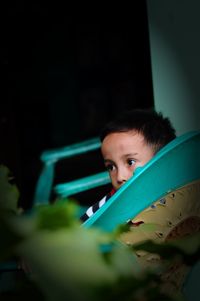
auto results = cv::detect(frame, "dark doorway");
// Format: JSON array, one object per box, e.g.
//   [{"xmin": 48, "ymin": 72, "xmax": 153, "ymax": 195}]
[{"xmin": 5, "ymin": 1, "xmax": 154, "ymax": 209}]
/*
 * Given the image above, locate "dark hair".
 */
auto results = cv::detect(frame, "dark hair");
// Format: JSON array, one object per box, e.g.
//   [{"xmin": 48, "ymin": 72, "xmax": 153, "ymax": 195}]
[{"xmin": 100, "ymin": 109, "xmax": 176, "ymax": 154}]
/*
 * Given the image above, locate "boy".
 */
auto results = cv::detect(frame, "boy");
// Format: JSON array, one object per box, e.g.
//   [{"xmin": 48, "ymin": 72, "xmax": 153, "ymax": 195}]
[{"xmin": 80, "ymin": 108, "xmax": 176, "ymax": 222}]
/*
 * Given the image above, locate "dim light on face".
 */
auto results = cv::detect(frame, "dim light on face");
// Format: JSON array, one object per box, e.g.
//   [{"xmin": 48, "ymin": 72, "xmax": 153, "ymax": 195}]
[{"xmin": 101, "ymin": 131, "xmax": 155, "ymax": 190}]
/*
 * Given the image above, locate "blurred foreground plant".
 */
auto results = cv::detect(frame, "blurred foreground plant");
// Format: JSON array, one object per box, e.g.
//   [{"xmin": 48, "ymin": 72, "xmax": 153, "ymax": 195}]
[{"xmin": 0, "ymin": 165, "xmax": 199, "ymax": 301}]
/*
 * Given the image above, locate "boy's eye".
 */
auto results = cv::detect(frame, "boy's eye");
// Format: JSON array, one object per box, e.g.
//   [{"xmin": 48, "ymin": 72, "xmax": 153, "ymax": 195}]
[
  {"xmin": 105, "ymin": 164, "xmax": 115, "ymax": 171},
  {"xmin": 128, "ymin": 159, "xmax": 136, "ymax": 166}
]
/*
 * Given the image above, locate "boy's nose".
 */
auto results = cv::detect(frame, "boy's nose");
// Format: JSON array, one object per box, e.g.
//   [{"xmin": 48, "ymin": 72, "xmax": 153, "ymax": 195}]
[{"xmin": 116, "ymin": 168, "xmax": 131, "ymax": 186}]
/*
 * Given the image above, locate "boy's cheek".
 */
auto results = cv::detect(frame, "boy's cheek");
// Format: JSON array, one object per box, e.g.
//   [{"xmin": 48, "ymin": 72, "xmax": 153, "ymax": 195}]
[{"xmin": 111, "ymin": 179, "xmax": 117, "ymax": 190}]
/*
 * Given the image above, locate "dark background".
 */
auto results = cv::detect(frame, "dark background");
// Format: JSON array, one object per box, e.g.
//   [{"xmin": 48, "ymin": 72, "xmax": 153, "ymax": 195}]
[{"xmin": 2, "ymin": 1, "xmax": 154, "ymax": 209}]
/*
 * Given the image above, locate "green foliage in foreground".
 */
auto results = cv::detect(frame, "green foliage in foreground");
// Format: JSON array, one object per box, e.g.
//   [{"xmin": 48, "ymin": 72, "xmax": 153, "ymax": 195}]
[{"xmin": 0, "ymin": 165, "xmax": 199, "ymax": 301}]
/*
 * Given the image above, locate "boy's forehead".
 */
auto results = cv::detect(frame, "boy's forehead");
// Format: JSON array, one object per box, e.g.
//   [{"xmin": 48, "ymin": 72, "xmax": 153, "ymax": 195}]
[
  {"xmin": 102, "ymin": 131, "xmax": 145, "ymax": 144},
  {"xmin": 101, "ymin": 131, "xmax": 147, "ymax": 152},
  {"xmin": 101, "ymin": 131, "xmax": 154, "ymax": 164},
  {"xmin": 101, "ymin": 131, "xmax": 154, "ymax": 162}
]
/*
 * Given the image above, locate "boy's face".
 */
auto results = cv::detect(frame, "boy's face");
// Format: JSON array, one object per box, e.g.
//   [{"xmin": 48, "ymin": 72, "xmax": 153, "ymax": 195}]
[{"xmin": 101, "ymin": 131, "xmax": 155, "ymax": 190}]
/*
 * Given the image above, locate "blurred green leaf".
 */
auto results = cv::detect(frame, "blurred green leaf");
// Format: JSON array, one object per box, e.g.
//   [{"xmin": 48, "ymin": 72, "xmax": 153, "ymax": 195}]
[
  {"xmin": 16, "ymin": 227, "xmax": 117, "ymax": 301},
  {"xmin": 36, "ymin": 200, "xmax": 81, "ymax": 231},
  {"xmin": 0, "ymin": 165, "xmax": 22, "ymax": 261},
  {"xmin": 0, "ymin": 165, "xmax": 198, "ymax": 301},
  {"xmin": 0, "ymin": 165, "xmax": 19, "ymax": 214}
]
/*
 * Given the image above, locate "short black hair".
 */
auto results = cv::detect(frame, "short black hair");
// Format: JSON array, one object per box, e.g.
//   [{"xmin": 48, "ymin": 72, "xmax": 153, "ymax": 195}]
[{"xmin": 100, "ymin": 109, "xmax": 176, "ymax": 154}]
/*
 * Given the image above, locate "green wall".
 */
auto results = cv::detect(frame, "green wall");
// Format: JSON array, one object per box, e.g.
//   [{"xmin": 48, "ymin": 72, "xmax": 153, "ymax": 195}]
[{"xmin": 147, "ymin": 0, "xmax": 200, "ymax": 135}]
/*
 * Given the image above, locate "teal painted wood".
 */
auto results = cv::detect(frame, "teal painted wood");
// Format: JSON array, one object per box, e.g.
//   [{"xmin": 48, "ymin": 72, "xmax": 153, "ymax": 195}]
[
  {"xmin": 41, "ymin": 137, "xmax": 100, "ymax": 162},
  {"xmin": 33, "ymin": 137, "xmax": 101, "ymax": 205},
  {"xmin": 83, "ymin": 131, "xmax": 200, "ymax": 232},
  {"xmin": 54, "ymin": 171, "xmax": 110, "ymax": 198},
  {"xmin": 33, "ymin": 162, "xmax": 55, "ymax": 205}
]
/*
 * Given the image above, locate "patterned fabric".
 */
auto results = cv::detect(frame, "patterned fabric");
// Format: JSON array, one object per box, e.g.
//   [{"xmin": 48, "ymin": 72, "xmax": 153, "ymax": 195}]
[
  {"xmin": 119, "ymin": 180, "xmax": 200, "ymax": 298},
  {"xmin": 80, "ymin": 188, "xmax": 116, "ymax": 222}
]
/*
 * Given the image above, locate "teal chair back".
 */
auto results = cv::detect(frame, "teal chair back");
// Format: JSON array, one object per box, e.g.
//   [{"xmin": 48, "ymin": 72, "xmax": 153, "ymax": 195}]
[{"xmin": 33, "ymin": 137, "xmax": 110, "ymax": 205}]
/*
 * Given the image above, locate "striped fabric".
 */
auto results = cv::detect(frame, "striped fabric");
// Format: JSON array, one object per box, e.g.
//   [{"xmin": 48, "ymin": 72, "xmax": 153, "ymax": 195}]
[{"xmin": 80, "ymin": 188, "xmax": 116, "ymax": 222}]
